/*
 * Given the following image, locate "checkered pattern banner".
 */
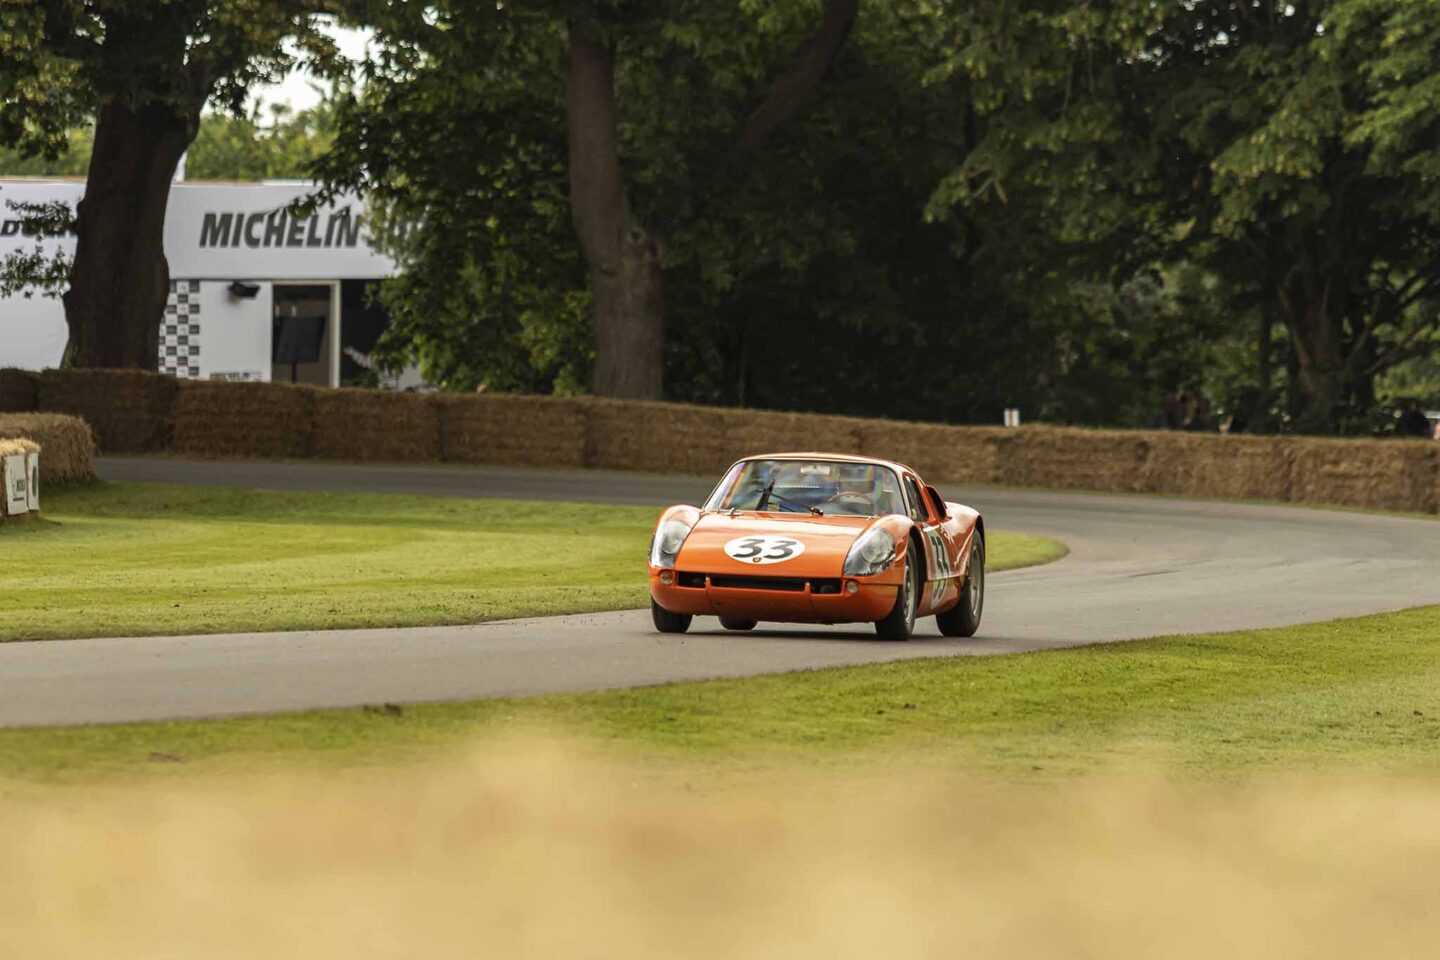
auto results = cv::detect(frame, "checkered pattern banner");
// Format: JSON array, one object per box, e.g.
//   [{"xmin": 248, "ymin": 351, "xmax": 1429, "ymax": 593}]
[{"xmin": 159, "ymin": 280, "xmax": 202, "ymax": 378}]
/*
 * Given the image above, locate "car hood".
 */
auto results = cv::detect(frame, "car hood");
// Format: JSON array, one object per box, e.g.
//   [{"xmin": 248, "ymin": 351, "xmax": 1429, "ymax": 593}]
[{"xmin": 676, "ymin": 511, "xmax": 876, "ymax": 578}]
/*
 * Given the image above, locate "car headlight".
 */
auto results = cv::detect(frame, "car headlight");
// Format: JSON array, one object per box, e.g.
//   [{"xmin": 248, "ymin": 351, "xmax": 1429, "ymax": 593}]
[
  {"xmin": 649, "ymin": 517, "xmax": 694, "ymax": 569},
  {"xmin": 843, "ymin": 527, "xmax": 897, "ymax": 577}
]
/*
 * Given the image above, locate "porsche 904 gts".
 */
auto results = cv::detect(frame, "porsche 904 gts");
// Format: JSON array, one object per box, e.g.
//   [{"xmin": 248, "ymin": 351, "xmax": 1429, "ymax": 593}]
[{"xmin": 648, "ymin": 453, "xmax": 984, "ymax": 641}]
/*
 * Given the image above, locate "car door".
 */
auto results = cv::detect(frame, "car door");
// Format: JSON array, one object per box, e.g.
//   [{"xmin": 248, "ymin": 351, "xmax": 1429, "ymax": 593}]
[{"xmin": 903, "ymin": 473, "xmax": 963, "ymax": 615}]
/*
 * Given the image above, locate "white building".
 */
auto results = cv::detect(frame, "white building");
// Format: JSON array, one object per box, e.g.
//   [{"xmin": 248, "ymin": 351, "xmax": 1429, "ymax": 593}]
[{"xmin": 0, "ymin": 178, "xmax": 405, "ymax": 387}]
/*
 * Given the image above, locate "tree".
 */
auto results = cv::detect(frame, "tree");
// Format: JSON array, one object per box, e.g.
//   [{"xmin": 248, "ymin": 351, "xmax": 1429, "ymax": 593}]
[
  {"xmin": 918, "ymin": 0, "xmax": 1440, "ymax": 433},
  {"xmin": 318, "ymin": 0, "xmax": 857, "ymax": 399},
  {"xmin": 0, "ymin": 2, "xmax": 350, "ymax": 369},
  {"xmin": 0, "ymin": 127, "xmax": 92, "ymax": 176},
  {"xmin": 0, "ymin": 102, "xmax": 337, "ymax": 180},
  {"xmin": 186, "ymin": 101, "xmax": 339, "ymax": 181}
]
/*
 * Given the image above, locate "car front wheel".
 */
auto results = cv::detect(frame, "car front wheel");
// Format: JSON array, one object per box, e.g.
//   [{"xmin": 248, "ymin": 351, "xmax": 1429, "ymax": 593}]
[
  {"xmin": 652, "ymin": 599, "xmax": 692, "ymax": 634},
  {"xmin": 874, "ymin": 539, "xmax": 919, "ymax": 641}
]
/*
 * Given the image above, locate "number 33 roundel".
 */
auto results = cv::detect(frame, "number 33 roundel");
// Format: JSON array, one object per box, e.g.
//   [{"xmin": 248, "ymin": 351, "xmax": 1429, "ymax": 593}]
[{"xmin": 723, "ymin": 536, "xmax": 806, "ymax": 565}]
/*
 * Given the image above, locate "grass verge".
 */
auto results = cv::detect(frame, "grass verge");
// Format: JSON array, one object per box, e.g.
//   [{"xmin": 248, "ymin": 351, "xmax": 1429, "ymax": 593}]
[
  {"xmin": 0, "ymin": 482, "xmax": 1062, "ymax": 642},
  {"xmin": 4, "ymin": 604, "xmax": 1439, "ymax": 783}
]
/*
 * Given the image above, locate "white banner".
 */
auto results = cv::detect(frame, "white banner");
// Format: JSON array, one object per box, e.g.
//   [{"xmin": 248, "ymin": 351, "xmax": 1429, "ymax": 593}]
[
  {"xmin": 0, "ymin": 179, "xmax": 395, "ymax": 280},
  {"xmin": 1, "ymin": 178, "xmax": 396, "ymax": 371},
  {"xmin": 3, "ymin": 454, "xmax": 28, "ymax": 516}
]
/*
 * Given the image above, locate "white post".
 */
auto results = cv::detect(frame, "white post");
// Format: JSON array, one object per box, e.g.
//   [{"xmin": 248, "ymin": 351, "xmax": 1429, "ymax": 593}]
[{"xmin": 328, "ymin": 281, "xmax": 342, "ymax": 388}]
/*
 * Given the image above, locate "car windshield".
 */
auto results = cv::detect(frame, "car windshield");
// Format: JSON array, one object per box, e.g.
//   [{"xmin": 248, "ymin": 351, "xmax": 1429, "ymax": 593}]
[{"xmin": 704, "ymin": 459, "xmax": 907, "ymax": 517}]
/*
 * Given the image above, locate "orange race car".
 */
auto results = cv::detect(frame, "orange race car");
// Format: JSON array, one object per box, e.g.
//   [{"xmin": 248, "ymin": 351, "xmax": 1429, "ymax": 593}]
[{"xmin": 648, "ymin": 453, "xmax": 984, "ymax": 641}]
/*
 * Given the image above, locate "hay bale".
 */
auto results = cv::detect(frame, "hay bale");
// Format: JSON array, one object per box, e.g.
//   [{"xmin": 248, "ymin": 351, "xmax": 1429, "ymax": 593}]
[
  {"xmin": 311, "ymin": 388, "xmax": 442, "ymax": 462},
  {"xmin": 719, "ymin": 408, "xmax": 866, "ymax": 464},
  {"xmin": 1142, "ymin": 432, "xmax": 1294, "ymax": 502},
  {"xmin": 0, "ymin": 413, "xmax": 96, "ymax": 484},
  {"xmin": 998, "ymin": 426, "xmax": 1152, "ymax": 493},
  {"xmin": 856, "ymin": 422, "xmax": 1006, "ymax": 485},
  {"xmin": 174, "ymin": 380, "xmax": 317, "ymax": 458},
  {"xmin": 582, "ymin": 398, "xmax": 733, "ymax": 474},
  {"xmin": 37, "ymin": 369, "xmax": 177, "ymax": 453},
  {"xmin": 0, "ymin": 369, "xmax": 39, "ymax": 412},
  {"xmin": 438, "ymin": 394, "xmax": 587, "ymax": 468},
  {"xmin": 1288, "ymin": 438, "xmax": 1438, "ymax": 513}
]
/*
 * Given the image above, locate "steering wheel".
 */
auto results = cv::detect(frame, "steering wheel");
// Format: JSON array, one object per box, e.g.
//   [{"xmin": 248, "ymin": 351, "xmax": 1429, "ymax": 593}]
[{"xmin": 820, "ymin": 491, "xmax": 877, "ymax": 512}]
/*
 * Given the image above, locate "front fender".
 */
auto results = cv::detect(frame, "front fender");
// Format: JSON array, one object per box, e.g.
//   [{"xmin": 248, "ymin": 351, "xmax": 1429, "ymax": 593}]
[{"xmin": 851, "ymin": 514, "xmax": 914, "ymax": 585}]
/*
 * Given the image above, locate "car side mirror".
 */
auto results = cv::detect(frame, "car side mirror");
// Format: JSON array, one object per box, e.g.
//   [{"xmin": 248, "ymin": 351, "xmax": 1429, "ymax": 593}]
[{"xmin": 925, "ymin": 485, "xmax": 948, "ymax": 519}]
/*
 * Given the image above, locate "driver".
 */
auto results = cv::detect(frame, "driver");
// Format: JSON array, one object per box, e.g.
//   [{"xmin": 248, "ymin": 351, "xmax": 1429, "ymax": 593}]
[{"xmin": 827, "ymin": 466, "xmax": 878, "ymax": 514}]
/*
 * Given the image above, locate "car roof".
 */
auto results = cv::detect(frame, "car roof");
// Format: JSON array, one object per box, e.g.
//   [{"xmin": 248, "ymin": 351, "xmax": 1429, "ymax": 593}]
[{"xmin": 740, "ymin": 452, "xmax": 920, "ymax": 478}]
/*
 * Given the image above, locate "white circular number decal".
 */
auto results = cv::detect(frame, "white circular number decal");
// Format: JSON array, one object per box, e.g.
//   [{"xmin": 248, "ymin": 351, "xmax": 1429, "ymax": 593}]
[{"xmin": 723, "ymin": 536, "xmax": 806, "ymax": 565}]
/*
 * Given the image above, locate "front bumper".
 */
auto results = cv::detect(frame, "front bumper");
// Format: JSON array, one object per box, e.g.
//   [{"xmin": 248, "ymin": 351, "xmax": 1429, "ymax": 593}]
[{"xmin": 649, "ymin": 569, "xmax": 897, "ymax": 624}]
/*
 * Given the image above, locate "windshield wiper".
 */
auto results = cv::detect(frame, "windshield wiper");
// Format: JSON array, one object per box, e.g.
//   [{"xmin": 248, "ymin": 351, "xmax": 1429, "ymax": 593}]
[
  {"xmin": 755, "ymin": 480, "xmax": 821, "ymax": 515},
  {"xmin": 755, "ymin": 479, "xmax": 776, "ymax": 511}
]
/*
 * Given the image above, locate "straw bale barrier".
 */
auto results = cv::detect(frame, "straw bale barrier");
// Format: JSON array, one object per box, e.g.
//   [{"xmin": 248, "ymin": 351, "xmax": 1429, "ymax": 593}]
[
  {"xmin": 437, "ymin": 394, "xmax": 587, "ymax": 468},
  {"xmin": 0, "ymin": 369, "xmax": 39, "ymax": 412},
  {"xmin": 991, "ymin": 427, "xmax": 1152, "ymax": 493},
  {"xmin": 9, "ymin": 367, "xmax": 1440, "ymax": 514},
  {"xmin": 1287, "ymin": 437, "xmax": 1439, "ymax": 514},
  {"xmin": 311, "ymin": 388, "xmax": 440, "ymax": 462},
  {"xmin": 859, "ymin": 422, "xmax": 1006, "ymax": 486},
  {"xmin": 583, "ymin": 399, "xmax": 733, "ymax": 474},
  {"xmin": 174, "ymin": 380, "xmax": 317, "ymax": 458},
  {"xmin": 0, "ymin": 412, "xmax": 95, "ymax": 484},
  {"xmin": 720, "ymin": 407, "xmax": 866, "ymax": 465},
  {"xmin": 37, "ymin": 369, "xmax": 176, "ymax": 453},
  {"xmin": 1141, "ymin": 432, "xmax": 1293, "ymax": 501}
]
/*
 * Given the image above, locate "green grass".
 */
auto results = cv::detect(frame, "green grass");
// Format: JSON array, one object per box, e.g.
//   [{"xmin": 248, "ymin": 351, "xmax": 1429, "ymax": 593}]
[
  {"xmin": 5, "ymin": 604, "xmax": 1440, "ymax": 782},
  {"xmin": 0, "ymin": 483, "xmax": 1063, "ymax": 642}
]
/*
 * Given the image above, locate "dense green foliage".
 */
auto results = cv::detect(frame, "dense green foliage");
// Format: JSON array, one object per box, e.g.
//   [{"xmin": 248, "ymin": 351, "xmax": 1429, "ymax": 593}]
[
  {"xmin": 5, "ymin": 1, "xmax": 1437, "ymax": 430},
  {"xmin": 918, "ymin": 0, "xmax": 1440, "ymax": 432},
  {"xmin": 323, "ymin": 1, "xmax": 1436, "ymax": 431},
  {"xmin": 0, "ymin": 103, "xmax": 337, "ymax": 181}
]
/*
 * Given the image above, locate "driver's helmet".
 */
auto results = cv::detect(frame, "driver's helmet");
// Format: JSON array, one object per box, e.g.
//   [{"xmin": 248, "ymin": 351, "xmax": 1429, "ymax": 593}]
[{"xmin": 837, "ymin": 465, "xmax": 879, "ymax": 497}]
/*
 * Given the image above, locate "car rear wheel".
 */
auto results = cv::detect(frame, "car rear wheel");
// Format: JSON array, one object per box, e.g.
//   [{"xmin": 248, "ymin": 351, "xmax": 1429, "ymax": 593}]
[
  {"xmin": 874, "ymin": 540, "xmax": 919, "ymax": 641},
  {"xmin": 719, "ymin": 617, "xmax": 758, "ymax": 631},
  {"xmin": 936, "ymin": 535, "xmax": 984, "ymax": 638},
  {"xmin": 651, "ymin": 600, "xmax": 692, "ymax": 634}
]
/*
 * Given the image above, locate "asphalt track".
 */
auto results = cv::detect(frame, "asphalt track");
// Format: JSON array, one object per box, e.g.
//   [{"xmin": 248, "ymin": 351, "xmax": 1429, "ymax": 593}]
[{"xmin": 1, "ymin": 456, "xmax": 1438, "ymax": 727}]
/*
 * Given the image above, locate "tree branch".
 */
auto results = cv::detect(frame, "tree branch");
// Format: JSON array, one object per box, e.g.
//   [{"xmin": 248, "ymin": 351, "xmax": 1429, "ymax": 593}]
[
  {"xmin": 734, "ymin": 0, "xmax": 859, "ymax": 153},
  {"xmin": 1362, "ymin": 317, "xmax": 1440, "ymax": 378}
]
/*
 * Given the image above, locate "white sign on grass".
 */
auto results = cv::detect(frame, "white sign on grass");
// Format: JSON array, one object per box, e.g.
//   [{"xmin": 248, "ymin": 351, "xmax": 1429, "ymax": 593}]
[
  {"xmin": 3, "ymin": 455, "xmax": 28, "ymax": 516},
  {"xmin": 26, "ymin": 452, "xmax": 38, "ymax": 511}
]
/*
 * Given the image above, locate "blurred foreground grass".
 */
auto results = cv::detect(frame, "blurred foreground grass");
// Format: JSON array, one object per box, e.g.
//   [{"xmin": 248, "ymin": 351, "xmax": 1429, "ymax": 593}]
[
  {"xmin": 0, "ymin": 483, "xmax": 1060, "ymax": 642},
  {"xmin": 5, "ymin": 604, "xmax": 1440, "ymax": 782},
  {"xmin": 4, "ymin": 739, "xmax": 1440, "ymax": 959}
]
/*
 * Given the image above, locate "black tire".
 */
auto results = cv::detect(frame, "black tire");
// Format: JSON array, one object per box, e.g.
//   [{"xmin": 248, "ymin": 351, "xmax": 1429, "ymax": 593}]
[
  {"xmin": 937, "ymin": 535, "xmax": 984, "ymax": 638},
  {"xmin": 719, "ymin": 617, "xmax": 758, "ymax": 631},
  {"xmin": 651, "ymin": 599, "xmax": 692, "ymax": 634},
  {"xmin": 874, "ymin": 539, "xmax": 920, "ymax": 641}
]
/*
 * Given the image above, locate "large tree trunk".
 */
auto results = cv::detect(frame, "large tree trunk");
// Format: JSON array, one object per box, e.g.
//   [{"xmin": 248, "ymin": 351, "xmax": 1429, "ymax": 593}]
[
  {"xmin": 565, "ymin": 2, "xmax": 857, "ymax": 399},
  {"xmin": 1281, "ymin": 272, "xmax": 1353, "ymax": 433},
  {"xmin": 566, "ymin": 28, "xmax": 664, "ymax": 400},
  {"xmin": 62, "ymin": 101, "xmax": 195, "ymax": 369}
]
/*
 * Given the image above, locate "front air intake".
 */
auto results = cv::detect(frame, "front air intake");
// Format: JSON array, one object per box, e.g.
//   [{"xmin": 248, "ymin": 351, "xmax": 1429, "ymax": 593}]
[{"xmin": 679, "ymin": 573, "xmax": 844, "ymax": 594}]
